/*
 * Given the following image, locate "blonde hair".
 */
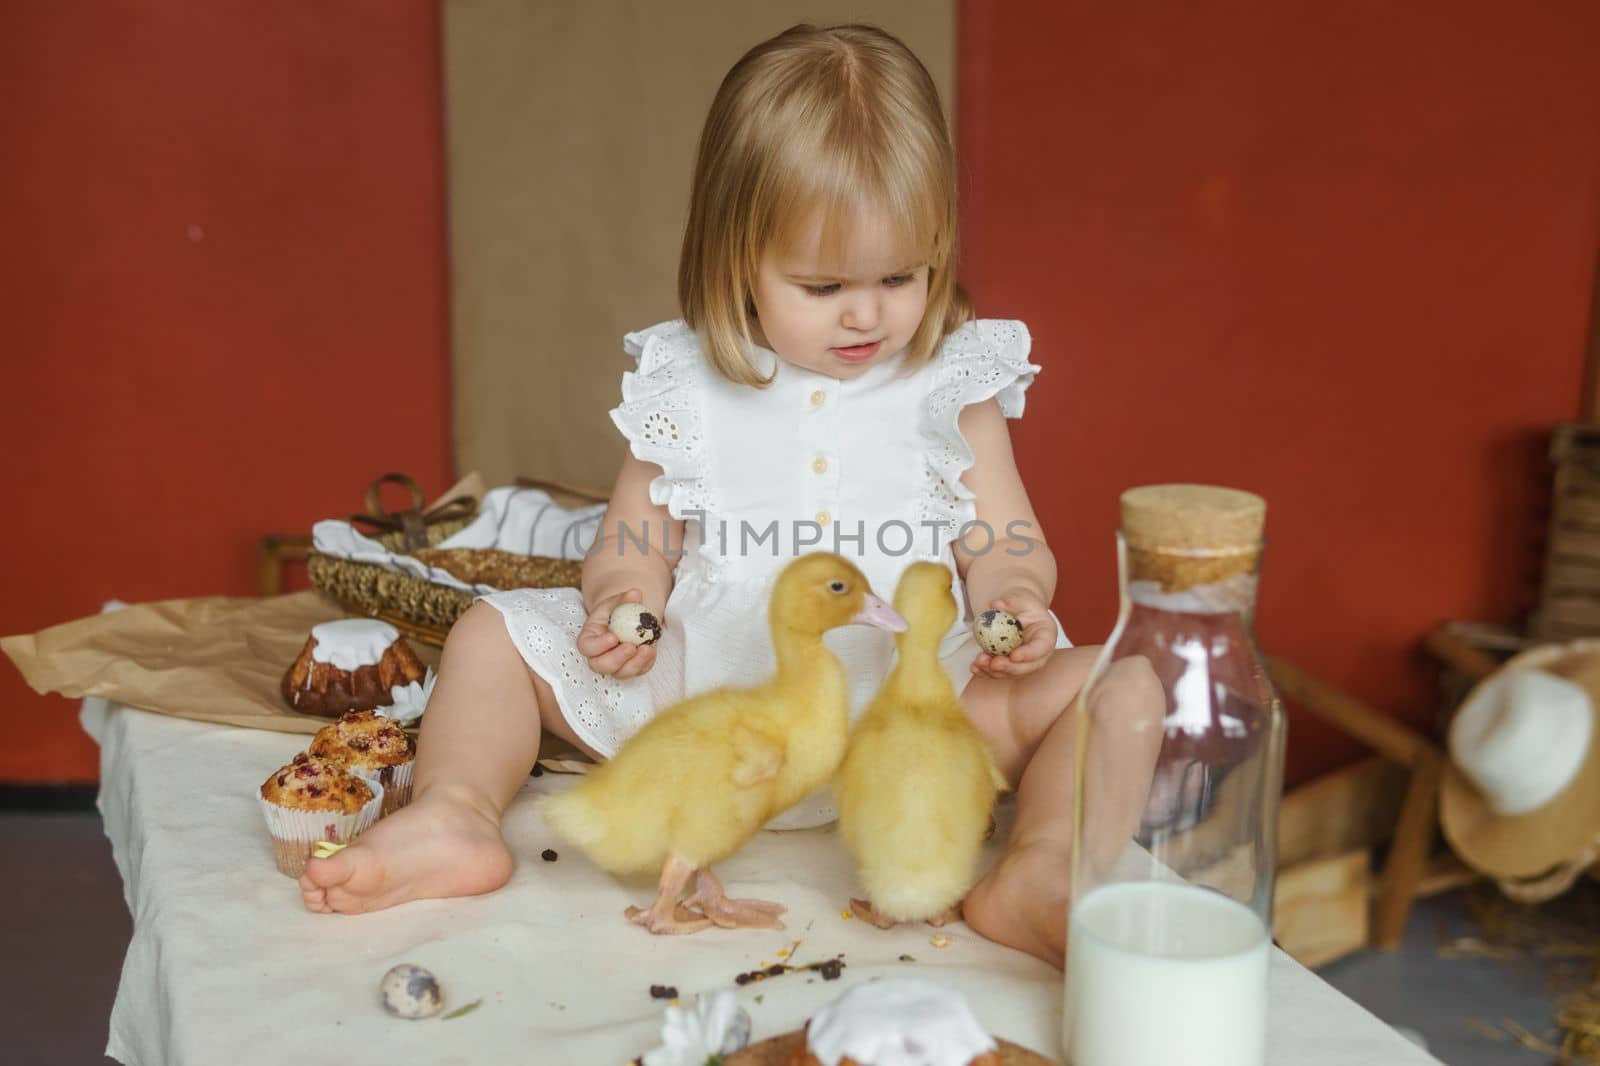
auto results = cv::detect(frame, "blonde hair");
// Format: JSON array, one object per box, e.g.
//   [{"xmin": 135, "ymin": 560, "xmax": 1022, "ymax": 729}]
[{"xmin": 678, "ymin": 23, "xmax": 972, "ymax": 386}]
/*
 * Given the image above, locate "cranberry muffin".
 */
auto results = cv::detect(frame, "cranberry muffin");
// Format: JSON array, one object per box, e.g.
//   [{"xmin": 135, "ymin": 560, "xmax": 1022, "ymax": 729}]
[
  {"xmin": 257, "ymin": 752, "xmax": 382, "ymax": 877},
  {"xmin": 308, "ymin": 710, "xmax": 418, "ymax": 815}
]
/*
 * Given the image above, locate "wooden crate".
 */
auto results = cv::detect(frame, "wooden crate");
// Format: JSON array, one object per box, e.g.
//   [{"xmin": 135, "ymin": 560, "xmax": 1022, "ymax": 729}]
[
  {"xmin": 1273, "ymin": 849, "xmax": 1371, "ymax": 970},
  {"xmin": 1531, "ymin": 423, "xmax": 1600, "ymax": 641},
  {"xmin": 1271, "ymin": 757, "xmax": 1403, "ymax": 968},
  {"xmin": 1269, "ymin": 750, "xmax": 1481, "ymax": 968},
  {"xmin": 1265, "ymin": 658, "xmax": 1466, "ymax": 965}
]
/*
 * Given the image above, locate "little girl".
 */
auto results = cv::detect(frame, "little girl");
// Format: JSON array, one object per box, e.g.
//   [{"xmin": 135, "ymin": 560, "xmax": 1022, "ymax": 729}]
[{"xmin": 301, "ymin": 23, "xmax": 1100, "ymax": 968}]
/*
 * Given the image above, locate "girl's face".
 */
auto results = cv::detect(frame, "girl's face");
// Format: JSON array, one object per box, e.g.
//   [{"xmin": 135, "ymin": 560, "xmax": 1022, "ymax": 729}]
[{"xmin": 750, "ymin": 208, "xmax": 930, "ymax": 380}]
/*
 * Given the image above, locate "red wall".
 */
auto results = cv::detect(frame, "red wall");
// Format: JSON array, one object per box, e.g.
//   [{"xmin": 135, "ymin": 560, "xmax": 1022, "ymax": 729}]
[
  {"xmin": 959, "ymin": 0, "xmax": 1600, "ymax": 782},
  {"xmin": 2, "ymin": 3, "xmax": 453, "ymax": 782},
  {"xmin": 7, "ymin": 3, "xmax": 1599, "ymax": 788}
]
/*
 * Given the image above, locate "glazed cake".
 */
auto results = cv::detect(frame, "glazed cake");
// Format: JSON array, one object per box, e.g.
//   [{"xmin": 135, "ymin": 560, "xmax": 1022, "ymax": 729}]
[
  {"xmin": 281, "ymin": 619, "xmax": 427, "ymax": 718},
  {"xmin": 724, "ymin": 977, "xmax": 1056, "ymax": 1066},
  {"xmin": 788, "ymin": 979, "xmax": 1002, "ymax": 1066}
]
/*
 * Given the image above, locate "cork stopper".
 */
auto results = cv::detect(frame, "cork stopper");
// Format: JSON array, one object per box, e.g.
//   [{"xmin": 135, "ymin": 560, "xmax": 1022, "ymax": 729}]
[{"xmin": 1121, "ymin": 484, "xmax": 1266, "ymax": 591}]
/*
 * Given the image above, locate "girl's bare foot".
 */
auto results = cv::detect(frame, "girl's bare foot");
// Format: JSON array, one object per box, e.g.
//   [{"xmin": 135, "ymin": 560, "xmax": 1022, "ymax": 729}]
[
  {"xmin": 963, "ymin": 839, "xmax": 1071, "ymax": 968},
  {"xmin": 299, "ymin": 791, "xmax": 513, "ymax": 914}
]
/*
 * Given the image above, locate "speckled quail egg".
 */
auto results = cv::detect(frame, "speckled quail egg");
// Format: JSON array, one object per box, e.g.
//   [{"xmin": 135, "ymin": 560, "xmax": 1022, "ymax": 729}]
[
  {"xmin": 380, "ymin": 963, "xmax": 444, "ymax": 1019},
  {"xmin": 608, "ymin": 602, "xmax": 662, "ymax": 645},
  {"xmin": 973, "ymin": 609, "xmax": 1024, "ymax": 655}
]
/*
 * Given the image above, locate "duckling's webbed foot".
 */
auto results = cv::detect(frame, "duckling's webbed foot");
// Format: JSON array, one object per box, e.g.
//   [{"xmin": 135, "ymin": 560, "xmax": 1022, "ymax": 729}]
[
  {"xmin": 625, "ymin": 901, "xmax": 715, "ymax": 934},
  {"xmin": 626, "ymin": 854, "xmax": 714, "ymax": 935},
  {"xmin": 685, "ymin": 868, "xmax": 786, "ymax": 930},
  {"xmin": 848, "ymin": 897, "xmax": 901, "ymax": 929}
]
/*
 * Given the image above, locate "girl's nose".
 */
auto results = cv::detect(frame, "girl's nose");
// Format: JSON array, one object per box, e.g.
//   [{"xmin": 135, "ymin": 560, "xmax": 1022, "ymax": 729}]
[{"xmin": 841, "ymin": 290, "xmax": 880, "ymax": 332}]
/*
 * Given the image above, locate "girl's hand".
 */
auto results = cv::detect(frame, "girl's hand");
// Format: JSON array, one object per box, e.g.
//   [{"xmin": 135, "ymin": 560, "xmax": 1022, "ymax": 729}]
[
  {"xmin": 578, "ymin": 588, "xmax": 659, "ymax": 679},
  {"xmin": 970, "ymin": 590, "xmax": 1057, "ymax": 680}
]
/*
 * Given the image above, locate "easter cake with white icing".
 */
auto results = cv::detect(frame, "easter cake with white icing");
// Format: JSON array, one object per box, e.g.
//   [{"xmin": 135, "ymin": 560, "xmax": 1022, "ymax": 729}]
[
  {"xmin": 281, "ymin": 619, "xmax": 427, "ymax": 718},
  {"xmin": 727, "ymin": 978, "xmax": 1054, "ymax": 1066}
]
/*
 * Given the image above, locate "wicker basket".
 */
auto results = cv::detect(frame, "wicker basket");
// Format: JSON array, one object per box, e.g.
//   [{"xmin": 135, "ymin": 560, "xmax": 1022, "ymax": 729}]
[{"xmin": 308, "ymin": 475, "xmax": 601, "ymax": 646}]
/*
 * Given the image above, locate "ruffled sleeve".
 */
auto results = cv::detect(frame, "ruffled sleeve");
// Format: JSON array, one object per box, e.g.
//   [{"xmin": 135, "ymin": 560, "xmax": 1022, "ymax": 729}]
[
  {"xmin": 608, "ymin": 320, "xmax": 716, "ymax": 521},
  {"xmin": 919, "ymin": 319, "xmax": 1040, "ymax": 540}
]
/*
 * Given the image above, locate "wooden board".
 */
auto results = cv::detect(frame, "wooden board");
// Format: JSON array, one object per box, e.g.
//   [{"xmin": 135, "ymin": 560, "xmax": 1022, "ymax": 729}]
[
  {"xmin": 1272, "ymin": 849, "xmax": 1371, "ymax": 970},
  {"xmin": 1277, "ymin": 756, "xmax": 1408, "ymax": 869},
  {"xmin": 1264, "ymin": 657, "xmax": 1449, "ymax": 953}
]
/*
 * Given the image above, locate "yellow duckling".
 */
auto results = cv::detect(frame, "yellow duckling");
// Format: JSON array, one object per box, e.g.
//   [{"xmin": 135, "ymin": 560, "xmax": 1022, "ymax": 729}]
[
  {"xmin": 836, "ymin": 561, "xmax": 1009, "ymax": 927},
  {"xmin": 543, "ymin": 552, "xmax": 906, "ymax": 934}
]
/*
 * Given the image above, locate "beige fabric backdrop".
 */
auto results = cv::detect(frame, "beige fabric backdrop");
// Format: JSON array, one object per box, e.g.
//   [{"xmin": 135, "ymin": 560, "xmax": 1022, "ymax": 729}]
[{"xmin": 442, "ymin": 1, "xmax": 955, "ymax": 491}]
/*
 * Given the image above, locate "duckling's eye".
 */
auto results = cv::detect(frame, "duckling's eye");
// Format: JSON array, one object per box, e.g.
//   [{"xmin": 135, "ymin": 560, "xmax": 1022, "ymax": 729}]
[{"xmin": 828, "ymin": 580, "xmax": 847, "ymax": 594}]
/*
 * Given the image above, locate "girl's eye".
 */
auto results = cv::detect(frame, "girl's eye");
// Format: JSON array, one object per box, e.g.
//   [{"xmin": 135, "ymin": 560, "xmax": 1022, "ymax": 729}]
[
  {"xmin": 883, "ymin": 273, "xmax": 915, "ymax": 287},
  {"xmin": 804, "ymin": 283, "xmax": 840, "ymax": 297}
]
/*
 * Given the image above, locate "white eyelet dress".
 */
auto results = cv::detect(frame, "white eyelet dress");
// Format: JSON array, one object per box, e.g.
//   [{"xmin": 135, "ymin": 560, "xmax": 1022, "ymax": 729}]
[{"xmin": 482, "ymin": 318, "xmax": 1069, "ymax": 828}]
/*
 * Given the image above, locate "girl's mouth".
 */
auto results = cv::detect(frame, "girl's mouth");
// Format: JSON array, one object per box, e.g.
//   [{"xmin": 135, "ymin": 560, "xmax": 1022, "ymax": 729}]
[{"xmin": 831, "ymin": 341, "xmax": 881, "ymax": 363}]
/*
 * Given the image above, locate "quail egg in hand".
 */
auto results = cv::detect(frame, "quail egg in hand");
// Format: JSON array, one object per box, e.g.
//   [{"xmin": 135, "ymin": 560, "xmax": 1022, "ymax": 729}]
[
  {"xmin": 380, "ymin": 963, "xmax": 444, "ymax": 1019},
  {"xmin": 608, "ymin": 602, "xmax": 662, "ymax": 645},
  {"xmin": 973, "ymin": 609, "xmax": 1024, "ymax": 655}
]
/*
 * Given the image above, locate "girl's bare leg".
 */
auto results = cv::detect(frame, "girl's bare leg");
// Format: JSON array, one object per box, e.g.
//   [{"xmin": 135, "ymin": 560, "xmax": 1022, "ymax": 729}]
[
  {"xmin": 960, "ymin": 649, "xmax": 1163, "ymax": 968},
  {"xmin": 300, "ymin": 602, "xmax": 593, "ymax": 914}
]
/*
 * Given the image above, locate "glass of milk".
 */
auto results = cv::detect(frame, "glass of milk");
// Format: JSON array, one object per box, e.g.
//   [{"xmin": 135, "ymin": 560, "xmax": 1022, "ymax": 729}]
[
  {"xmin": 1066, "ymin": 881, "xmax": 1269, "ymax": 1065},
  {"xmin": 1063, "ymin": 486, "xmax": 1286, "ymax": 1065}
]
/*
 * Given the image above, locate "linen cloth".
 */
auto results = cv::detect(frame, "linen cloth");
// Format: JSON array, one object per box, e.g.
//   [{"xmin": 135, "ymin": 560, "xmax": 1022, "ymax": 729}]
[
  {"xmin": 484, "ymin": 320, "xmax": 1070, "ymax": 827},
  {"xmin": 85, "ymin": 699, "xmax": 1440, "ymax": 1066}
]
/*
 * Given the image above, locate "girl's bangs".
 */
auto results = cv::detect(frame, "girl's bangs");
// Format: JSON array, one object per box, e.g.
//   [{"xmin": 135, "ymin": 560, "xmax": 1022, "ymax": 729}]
[{"xmin": 765, "ymin": 145, "xmax": 945, "ymax": 275}]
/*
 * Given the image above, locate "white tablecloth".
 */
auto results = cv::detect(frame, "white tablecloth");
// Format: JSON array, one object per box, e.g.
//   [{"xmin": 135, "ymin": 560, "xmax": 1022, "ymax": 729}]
[{"xmin": 84, "ymin": 699, "xmax": 1440, "ymax": 1065}]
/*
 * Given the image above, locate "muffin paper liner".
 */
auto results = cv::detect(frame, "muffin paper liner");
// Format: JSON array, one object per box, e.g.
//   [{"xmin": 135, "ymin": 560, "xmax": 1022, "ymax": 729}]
[
  {"xmin": 352, "ymin": 759, "xmax": 416, "ymax": 817},
  {"xmin": 258, "ymin": 782, "xmax": 384, "ymax": 878}
]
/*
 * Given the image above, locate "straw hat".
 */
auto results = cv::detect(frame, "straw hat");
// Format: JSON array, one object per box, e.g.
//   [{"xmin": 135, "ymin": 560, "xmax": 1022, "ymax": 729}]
[{"xmin": 1440, "ymin": 641, "xmax": 1600, "ymax": 893}]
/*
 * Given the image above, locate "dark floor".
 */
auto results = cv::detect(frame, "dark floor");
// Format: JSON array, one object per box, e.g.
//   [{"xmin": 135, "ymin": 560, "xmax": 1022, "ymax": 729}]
[
  {"xmin": 1321, "ymin": 878, "xmax": 1600, "ymax": 1065},
  {"xmin": 0, "ymin": 809, "xmax": 1594, "ymax": 1065},
  {"xmin": 2, "ymin": 811, "xmax": 127, "ymax": 1066}
]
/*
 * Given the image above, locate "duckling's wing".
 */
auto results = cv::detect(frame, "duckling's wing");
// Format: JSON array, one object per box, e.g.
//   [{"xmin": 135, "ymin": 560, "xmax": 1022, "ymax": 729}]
[{"xmin": 730, "ymin": 722, "xmax": 785, "ymax": 788}]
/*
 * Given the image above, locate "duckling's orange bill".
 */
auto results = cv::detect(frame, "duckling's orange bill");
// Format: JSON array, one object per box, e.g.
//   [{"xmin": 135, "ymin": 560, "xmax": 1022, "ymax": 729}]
[{"xmin": 851, "ymin": 593, "xmax": 908, "ymax": 632}]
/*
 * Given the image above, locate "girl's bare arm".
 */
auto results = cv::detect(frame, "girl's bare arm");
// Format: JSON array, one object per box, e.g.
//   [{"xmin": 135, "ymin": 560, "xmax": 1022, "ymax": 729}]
[
  {"xmin": 577, "ymin": 454, "xmax": 684, "ymax": 678},
  {"xmin": 953, "ymin": 399, "xmax": 1060, "ymax": 677},
  {"xmin": 951, "ymin": 400, "xmax": 1057, "ymax": 608},
  {"xmin": 583, "ymin": 453, "xmax": 683, "ymax": 615}
]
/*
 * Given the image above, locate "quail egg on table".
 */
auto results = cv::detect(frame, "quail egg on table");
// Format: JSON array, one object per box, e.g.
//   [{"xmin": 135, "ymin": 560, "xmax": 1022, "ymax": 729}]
[
  {"xmin": 973, "ymin": 609, "xmax": 1024, "ymax": 655},
  {"xmin": 608, "ymin": 602, "xmax": 662, "ymax": 645},
  {"xmin": 380, "ymin": 963, "xmax": 444, "ymax": 1019}
]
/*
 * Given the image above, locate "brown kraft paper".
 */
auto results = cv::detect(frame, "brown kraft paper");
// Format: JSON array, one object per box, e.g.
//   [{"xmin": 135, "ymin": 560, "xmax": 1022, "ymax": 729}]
[{"xmin": 2, "ymin": 591, "xmax": 440, "ymax": 736}]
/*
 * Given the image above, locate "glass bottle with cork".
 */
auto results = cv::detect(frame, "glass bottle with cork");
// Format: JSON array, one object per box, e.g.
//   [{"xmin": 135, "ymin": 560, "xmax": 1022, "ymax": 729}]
[{"xmin": 1063, "ymin": 484, "xmax": 1286, "ymax": 1066}]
